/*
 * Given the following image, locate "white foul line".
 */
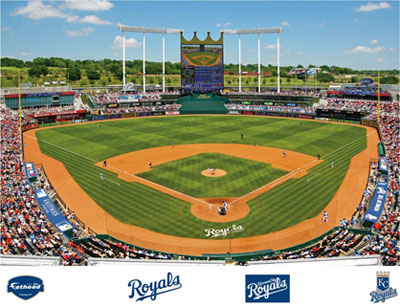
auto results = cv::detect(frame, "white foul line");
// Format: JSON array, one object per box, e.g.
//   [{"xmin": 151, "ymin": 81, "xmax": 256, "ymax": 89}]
[{"xmin": 25, "ymin": 133, "xmax": 209, "ymax": 206}]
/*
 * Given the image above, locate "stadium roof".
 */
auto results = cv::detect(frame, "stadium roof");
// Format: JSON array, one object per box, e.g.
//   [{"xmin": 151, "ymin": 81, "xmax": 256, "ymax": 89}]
[
  {"xmin": 118, "ymin": 26, "xmax": 182, "ymax": 34},
  {"xmin": 221, "ymin": 28, "xmax": 283, "ymax": 35}
]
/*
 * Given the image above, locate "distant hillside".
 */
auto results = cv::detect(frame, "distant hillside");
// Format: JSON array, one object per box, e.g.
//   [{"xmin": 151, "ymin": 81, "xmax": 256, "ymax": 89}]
[{"xmin": 1, "ymin": 57, "xmax": 398, "ymax": 88}]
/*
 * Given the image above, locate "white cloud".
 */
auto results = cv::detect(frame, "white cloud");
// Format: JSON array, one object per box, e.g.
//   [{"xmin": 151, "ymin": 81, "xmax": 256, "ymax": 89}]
[
  {"xmin": 375, "ymin": 57, "xmax": 386, "ymax": 63},
  {"xmin": 356, "ymin": 2, "xmax": 391, "ymax": 12},
  {"xmin": 11, "ymin": 1, "xmax": 78, "ymax": 21},
  {"xmin": 344, "ymin": 46, "xmax": 385, "ymax": 54},
  {"xmin": 112, "ymin": 35, "xmax": 141, "ymax": 49},
  {"xmin": 2, "ymin": 26, "xmax": 12, "ymax": 32},
  {"xmin": 64, "ymin": 27, "xmax": 94, "ymax": 37},
  {"xmin": 67, "ymin": 15, "xmax": 80, "ymax": 22},
  {"xmin": 369, "ymin": 39, "xmax": 378, "ymax": 44},
  {"xmin": 280, "ymin": 21, "xmax": 290, "ymax": 26},
  {"xmin": 265, "ymin": 44, "xmax": 277, "ymax": 50},
  {"xmin": 389, "ymin": 48, "xmax": 395, "ymax": 52},
  {"xmin": 63, "ymin": 0, "xmax": 114, "ymax": 11},
  {"xmin": 216, "ymin": 22, "xmax": 232, "ymax": 28},
  {"xmin": 20, "ymin": 52, "xmax": 33, "ymax": 57},
  {"xmin": 353, "ymin": 18, "xmax": 360, "ymax": 23},
  {"xmin": 80, "ymin": 15, "xmax": 112, "ymax": 25}
]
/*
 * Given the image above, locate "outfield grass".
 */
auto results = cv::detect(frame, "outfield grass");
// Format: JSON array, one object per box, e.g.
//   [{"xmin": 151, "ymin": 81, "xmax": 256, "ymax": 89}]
[
  {"xmin": 35, "ymin": 116, "xmax": 366, "ymax": 239},
  {"xmin": 138, "ymin": 153, "xmax": 288, "ymax": 198}
]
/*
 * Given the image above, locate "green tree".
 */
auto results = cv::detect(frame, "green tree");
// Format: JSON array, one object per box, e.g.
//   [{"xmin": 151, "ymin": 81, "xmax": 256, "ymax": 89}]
[
  {"xmin": 28, "ymin": 65, "xmax": 48, "ymax": 77},
  {"xmin": 67, "ymin": 66, "xmax": 81, "ymax": 81},
  {"xmin": 318, "ymin": 73, "xmax": 335, "ymax": 83},
  {"xmin": 351, "ymin": 76, "xmax": 360, "ymax": 83},
  {"xmin": 380, "ymin": 76, "xmax": 399, "ymax": 84},
  {"xmin": 113, "ymin": 67, "xmax": 123, "ymax": 81},
  {"xmin": 1, "ymin": 57, "xmax": 24, "ymax": 68},
  {"xmin": 87, "ymin": 69, "xmax": 101, "ymax": 80}
]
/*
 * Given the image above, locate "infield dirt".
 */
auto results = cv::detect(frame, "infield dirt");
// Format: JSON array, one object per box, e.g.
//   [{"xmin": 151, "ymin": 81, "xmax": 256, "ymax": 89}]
[{"xmin": 23, "ymin": 122, "xmax": 378, "ymax": 256}]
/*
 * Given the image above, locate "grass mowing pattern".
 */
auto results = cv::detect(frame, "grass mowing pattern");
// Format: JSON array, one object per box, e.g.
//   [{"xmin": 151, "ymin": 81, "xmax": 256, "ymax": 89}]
[
  {"xmin": 138, "ymin": 153, "xmax": 289, "ymax": 198},
  {"xmin": 35, "ymin": 116, "xmax": 366, "ymax": 239}
]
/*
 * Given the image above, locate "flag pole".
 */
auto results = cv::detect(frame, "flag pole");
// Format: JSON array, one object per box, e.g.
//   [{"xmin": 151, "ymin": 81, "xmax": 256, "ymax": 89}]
[
  {"xmin": 377, "ymin": 70, "xmax": 380, "ymax": 122},
  {"xmin": 18, "ymin": 69, "xmax": 23, "ymax": 160},
  {"xmin": 18, "ymin": 69, "xmax": 22, "ymax": 129}
]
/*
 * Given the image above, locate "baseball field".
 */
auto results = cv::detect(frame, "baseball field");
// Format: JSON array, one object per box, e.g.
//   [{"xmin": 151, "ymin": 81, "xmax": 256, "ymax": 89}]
[{"xmin": 25, "ymin": 115, "xmax": 375, "ymax": 251}]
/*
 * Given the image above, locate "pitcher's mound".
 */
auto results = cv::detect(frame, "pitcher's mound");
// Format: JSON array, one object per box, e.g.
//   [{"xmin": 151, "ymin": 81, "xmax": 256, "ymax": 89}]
[{"xmin": 201, "ymin": 169, "xmax": 227, "ymax": 177}]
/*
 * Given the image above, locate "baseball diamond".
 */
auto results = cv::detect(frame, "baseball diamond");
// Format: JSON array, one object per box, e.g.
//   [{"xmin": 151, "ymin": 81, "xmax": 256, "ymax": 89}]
[{"xmin": 22, "ymin": 115, "xmax": 379, "ymax": 255}]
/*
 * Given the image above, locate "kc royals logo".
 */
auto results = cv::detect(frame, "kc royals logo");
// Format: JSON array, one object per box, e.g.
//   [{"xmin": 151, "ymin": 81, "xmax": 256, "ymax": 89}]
[
  {"xmin": 7, "ymin": 276, "xmax": 44, "ymax": 300},
  {"xmin": 128, "ymin": 272, "xmax": 182, "ymax": 302},
  {"xmin": 245, "ymin": 274, "xmax": 290, "ymax": 303},
  {"xmin": 370, "ymin": 271, "xmax": 398, "ymax": 303}
]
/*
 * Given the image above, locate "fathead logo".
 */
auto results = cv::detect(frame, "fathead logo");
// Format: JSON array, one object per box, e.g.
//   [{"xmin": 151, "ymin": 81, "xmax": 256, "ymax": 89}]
[
  {"xmin": 128, "ymin": 272, "xmax": 182, "ymax": 302},
  {"xmin": 7, "ymin": 276, "xmax": 44, "ymax": 300}
]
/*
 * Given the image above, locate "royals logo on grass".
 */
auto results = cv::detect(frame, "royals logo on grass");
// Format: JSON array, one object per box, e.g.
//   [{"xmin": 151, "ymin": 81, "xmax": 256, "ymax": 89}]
[
  {"xmin": 245, "ymin": 274, "xmax": 290, "ymax": 303},
  {"xmin": 128, "ymin": 272, "xmax": 182, "ymax": 302},
  {"xmin": 7, "ymin": 276, "xmax": 44, "ymax": 300},
  {"xmin": 204, "ymin": 224, "xmax": 244, "ymax": 237},
  {"xmin": 370, "ymin": 271, "xmax": 398, "ymax": 303}
]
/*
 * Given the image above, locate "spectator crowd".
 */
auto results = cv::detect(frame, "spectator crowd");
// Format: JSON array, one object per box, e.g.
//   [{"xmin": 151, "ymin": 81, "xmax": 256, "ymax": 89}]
[{"xmin": 0, "ymin": 107, "xmax": 86, "ymax": 265}]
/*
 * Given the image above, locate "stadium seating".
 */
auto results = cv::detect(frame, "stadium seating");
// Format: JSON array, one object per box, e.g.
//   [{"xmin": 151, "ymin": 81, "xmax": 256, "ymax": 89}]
[{"xmin": 1, "ymin": 95, "xmax": 398, "ymax": 266}]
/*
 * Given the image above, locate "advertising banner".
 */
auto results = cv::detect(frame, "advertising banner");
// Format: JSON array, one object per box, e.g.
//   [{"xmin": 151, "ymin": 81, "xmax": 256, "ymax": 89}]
[
  {"xmin": 22, "ymin": 123, "xmax": 39, "ymax": 132},
  {"xmin": 24, "ymin": 162, "xmax": 37, "ymax": 182},
  {"xmin": 379, "ymin": 157, "xmax": 388, "ymax": 175},
  {"xmin": 34, "ymin": 189, "xmax": 74, "ymax": 233},
  {"xmin": 363, "ymin": 181, "xmax": 388, "ymax": 224},
  {"xmin": 166, "ymin": 111, "xmax": 180, "ymax": 115}
]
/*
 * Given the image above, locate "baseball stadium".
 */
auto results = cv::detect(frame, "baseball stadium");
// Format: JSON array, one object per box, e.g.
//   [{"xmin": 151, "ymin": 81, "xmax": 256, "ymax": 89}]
[{"xmin": 1, "ymin": 26, "xmax": 399, "ymax": 267}]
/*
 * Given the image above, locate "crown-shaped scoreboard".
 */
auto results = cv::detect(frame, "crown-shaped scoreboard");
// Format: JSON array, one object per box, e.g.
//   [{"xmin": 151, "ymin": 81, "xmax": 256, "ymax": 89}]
[{"xmin": 181, "ymin": 31, "xmax": 224, "ymax": 93}]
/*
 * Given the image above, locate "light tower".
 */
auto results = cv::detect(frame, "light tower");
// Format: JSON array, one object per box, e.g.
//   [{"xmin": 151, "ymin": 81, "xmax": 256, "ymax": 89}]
[
  {"xmin": 221, "ymin": 28, "xmax": 283, "ymax": 93},
  {"xmin": 118, "ymin": 26, "xmax": 182, "ymax": 93}
]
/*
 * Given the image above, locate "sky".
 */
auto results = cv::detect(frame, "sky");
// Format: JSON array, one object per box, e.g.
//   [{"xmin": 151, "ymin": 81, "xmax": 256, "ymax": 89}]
[{"xmin": 1, "ymin": 0, "xmax": 399, "ymax": 70}]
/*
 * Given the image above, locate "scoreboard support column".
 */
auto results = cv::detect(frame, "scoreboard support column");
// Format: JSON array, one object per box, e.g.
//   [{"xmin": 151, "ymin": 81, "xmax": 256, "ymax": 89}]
[
  {"xmin": 142, "ymin": 32, "xmax": 146, "ymax": 93},
  {"xmin": 238, "ymin": 34, "xmax": 242, "ymax": 92},
  {"xmin": 122, "ymin": 32, "xmax": 126, "ymax": 87},
  {"xmin": 162, "ymin": 33, "xmax": 165, "ymax": 93},
  {"xmin": 277, "ymin": 32, "xmax": 281, "ymax": 93},
  {"xmin": 258, "ymin": 33, "xmax": 261, "ymax": 93}
]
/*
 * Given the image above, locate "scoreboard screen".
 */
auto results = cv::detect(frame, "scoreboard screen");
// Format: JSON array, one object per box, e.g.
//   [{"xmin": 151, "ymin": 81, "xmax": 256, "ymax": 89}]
[{"xmin": 181, "ymin": 44, "xmax": 224, "ymax": 92}]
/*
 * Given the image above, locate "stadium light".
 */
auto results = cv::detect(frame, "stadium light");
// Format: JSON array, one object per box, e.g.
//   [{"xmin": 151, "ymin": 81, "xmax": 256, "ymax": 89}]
[
  {"xmin": 118, "ymin": 26, "xmax": 183, "ymax": 93},
  {"xmin": 221, "ymin": 28, "xmax": 283, "ymax": 93}
]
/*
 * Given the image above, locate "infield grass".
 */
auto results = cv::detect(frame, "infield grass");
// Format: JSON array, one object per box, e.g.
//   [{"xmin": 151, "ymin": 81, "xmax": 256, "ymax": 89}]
[
  {"xmin": 34, "ymin": 116, "xmax": 367, "ymax": 239},
  {"xmin": 138, "ymin": 153, "xmax": 288, "ymax": 198}
]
